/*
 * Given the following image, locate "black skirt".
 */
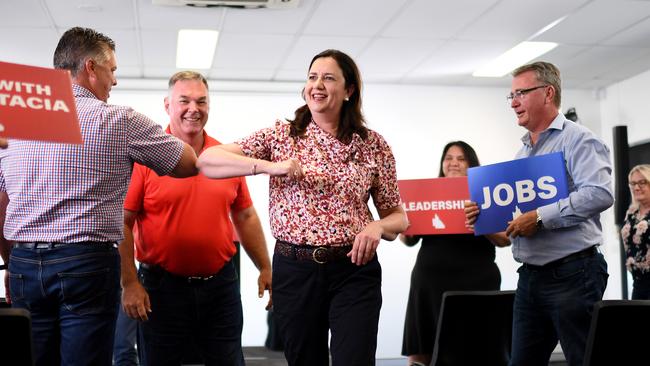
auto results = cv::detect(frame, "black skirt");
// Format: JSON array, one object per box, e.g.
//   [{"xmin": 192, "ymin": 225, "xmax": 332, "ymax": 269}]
[{"xmin": 401, "ymin": 234, "xmax": 501, "ymax": 356}]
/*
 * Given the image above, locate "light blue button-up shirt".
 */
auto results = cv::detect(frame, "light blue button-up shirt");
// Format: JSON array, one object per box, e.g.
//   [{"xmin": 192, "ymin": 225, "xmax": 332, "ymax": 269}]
[{"xmin": 511, "ymin": 113, "xmax": 613, "ymax": 265}]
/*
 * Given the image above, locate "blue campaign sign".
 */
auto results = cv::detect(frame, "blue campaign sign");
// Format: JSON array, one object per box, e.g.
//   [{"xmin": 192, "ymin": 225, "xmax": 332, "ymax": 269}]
[{"xmin": 467, "ymin": 152, "xmax": 569, "ymax": 235}]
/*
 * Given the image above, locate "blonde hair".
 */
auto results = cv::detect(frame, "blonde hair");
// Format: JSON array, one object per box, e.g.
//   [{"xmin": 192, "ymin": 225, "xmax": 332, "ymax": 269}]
[{"xmin": 627, "ymin": 164, "xmax": 650, "ymax": 210}]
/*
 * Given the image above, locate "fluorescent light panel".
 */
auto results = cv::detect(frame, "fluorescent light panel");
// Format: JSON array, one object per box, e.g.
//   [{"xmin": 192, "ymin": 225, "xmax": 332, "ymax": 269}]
[
  {"xmin": 472, "ymin": 41, "xmax": 558, "ymax": 78},
  {"xmin": 176, "ymin": 29, "xmax": 219, "ymax": 69}
]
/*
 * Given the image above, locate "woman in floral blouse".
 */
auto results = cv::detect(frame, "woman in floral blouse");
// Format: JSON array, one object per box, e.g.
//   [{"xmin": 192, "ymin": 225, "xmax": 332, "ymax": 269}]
[
  {"xmin": 197, "ymin": 49, "xmax": 408, "ymax": 366},
  {"xmin": 621, "ymin": 164, "xmax": 650, "ymax": 299}
]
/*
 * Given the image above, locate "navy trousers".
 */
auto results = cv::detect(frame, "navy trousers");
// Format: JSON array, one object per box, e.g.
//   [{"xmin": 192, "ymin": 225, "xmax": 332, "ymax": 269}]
[{"xmin": 272, "ymin": 253, "xmax": 382, "ymax": 366}]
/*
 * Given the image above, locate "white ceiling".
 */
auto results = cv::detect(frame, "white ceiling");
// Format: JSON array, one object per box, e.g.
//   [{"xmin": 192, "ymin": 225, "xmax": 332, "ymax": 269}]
[{"xmin": 3, "ymin": 0, "xmax": 650, "ymax": 90}]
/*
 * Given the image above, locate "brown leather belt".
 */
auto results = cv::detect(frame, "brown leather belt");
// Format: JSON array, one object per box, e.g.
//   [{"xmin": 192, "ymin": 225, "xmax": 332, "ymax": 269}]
[{"xmin": 275, "ymin": 240, "xmax": 352, "ymax": 264}]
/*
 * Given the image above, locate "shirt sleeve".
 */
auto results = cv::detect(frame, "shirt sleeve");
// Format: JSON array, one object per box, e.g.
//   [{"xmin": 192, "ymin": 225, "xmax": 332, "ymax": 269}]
[
  {"xmin": 127, "ymin": 109, "xmax": 185, "ymax": 176},
  {"xmin": 124, "ymin": 163, "xmax": 147, "ymax": 213},
  {"xmin": 236, "ymin": 121, "xmax": 287, "ymax": 161},
  {"xmin": 369, "ymin": 132, "xmax": 402, "ymax": 210},
  {"xmin": 231, "ymin": 176, "xmax": 254, "ymax": 212},
  {"xmin": 538, "ymin": 129, "xmax": 614, "ymax": 229}
]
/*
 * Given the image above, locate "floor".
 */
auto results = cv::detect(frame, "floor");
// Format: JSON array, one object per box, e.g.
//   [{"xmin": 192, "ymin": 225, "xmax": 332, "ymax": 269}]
[{"xmin": 216, "ymin": 347, "xmax": 568, "ymax": 366}]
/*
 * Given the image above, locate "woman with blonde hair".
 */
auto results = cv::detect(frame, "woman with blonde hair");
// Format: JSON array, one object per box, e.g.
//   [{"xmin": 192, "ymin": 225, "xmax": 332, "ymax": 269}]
[{"xmin": 621, "ymin": 164, "xmax": 650, "ymax": 299}]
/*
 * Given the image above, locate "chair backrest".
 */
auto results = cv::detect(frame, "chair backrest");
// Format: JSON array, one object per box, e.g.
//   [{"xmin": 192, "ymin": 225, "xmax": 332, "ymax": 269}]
[
  {"xmin": 583, "ymin": 299, "xmax": 650, "ymax": 366},
  {"xmin": 432, "ymin": 290, "xmax": 515, "ymax": 366},
  {"xmin": 0, "ymin": 308, "xmax": 34, "ymax": 366}
]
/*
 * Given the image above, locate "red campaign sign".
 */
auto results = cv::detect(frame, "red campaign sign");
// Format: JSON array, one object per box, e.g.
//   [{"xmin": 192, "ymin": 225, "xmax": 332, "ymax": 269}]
[
  {"xmin": 0, "ymin": 61, "xmax": 82, "ymax": 144},
  {"xmin": 398, "ymin": 176, "xmax": 471, "ymax": 235}
]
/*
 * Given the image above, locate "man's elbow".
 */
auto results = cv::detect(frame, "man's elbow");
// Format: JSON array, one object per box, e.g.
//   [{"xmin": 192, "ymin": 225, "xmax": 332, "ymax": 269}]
[{"xmin": 169, "ymin": 144, "xmax": 199, "ymax": 178}]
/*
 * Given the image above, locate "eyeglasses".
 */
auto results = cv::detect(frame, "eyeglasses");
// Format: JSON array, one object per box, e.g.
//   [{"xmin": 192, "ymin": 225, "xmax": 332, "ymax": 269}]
[
  {"xmin": 629, "ymin": 179, "xmax": 649, "ymax": 189},
  {"xmin": 506, "ymin": 85, "xmax": 548, "ymax": 102}
]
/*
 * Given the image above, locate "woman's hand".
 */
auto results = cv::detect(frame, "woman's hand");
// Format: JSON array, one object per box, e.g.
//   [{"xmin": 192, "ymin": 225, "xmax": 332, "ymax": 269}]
[
  {"xmin": 266, "ymin": 158, "xmax": 304, "ymax": 181},
  {"xmin": 349, "ymin": 221, "xmax": 383, "ymax": 266},
  {"xmin": 464, "ymin": 200, "xmax": 480, "ymax": 231}
]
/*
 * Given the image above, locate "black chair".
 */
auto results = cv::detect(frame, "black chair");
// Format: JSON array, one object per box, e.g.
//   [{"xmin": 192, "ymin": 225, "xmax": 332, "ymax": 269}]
[
  {"xmin": 583, "ymin": 299, "xmax": 650, "ymax": 366},
  {"xmin": 0, "ymin": 308, "xmax": 34, "ymax": 366},
  {"xmin": 431, "ymin": 290, "xmax": 515, "ymax": 366}
]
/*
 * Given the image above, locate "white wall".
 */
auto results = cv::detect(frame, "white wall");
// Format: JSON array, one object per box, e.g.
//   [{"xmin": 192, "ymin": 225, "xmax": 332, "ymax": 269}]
[{"xmin": 108, "ymin": 81, "xmax": 605, "ymax": 359}]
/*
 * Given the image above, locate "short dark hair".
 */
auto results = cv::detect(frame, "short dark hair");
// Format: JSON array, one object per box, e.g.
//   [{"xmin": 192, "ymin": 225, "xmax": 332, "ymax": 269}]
[
  {"xmin": 438, "ymin": 141, "xmax": 480, "ymax": 178},
  {"xmin": 288, "ymin": 49, "xmax": 367, "ymax": 142},
  {"xmin": 53, "ymin": 27, "xmax": 115, "ymax": 77},
  {"xmin": 512, "ymin": 61, "xmax": 562, "ymax": 108},
  {"xmin": 168, "ymin": 71, "xmax": 209, "ymax": 91}
]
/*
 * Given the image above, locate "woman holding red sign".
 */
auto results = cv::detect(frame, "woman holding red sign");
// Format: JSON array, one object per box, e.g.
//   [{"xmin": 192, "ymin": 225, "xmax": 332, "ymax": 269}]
[{"xmin": 400, "ymin": 140, "xmax": 509, "ymax": 366}]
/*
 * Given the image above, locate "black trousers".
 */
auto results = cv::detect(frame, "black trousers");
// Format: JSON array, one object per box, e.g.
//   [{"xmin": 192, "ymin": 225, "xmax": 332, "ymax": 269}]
[{"xmin": 272, "ymin": 253, "xmax": 382, "ymax": 366}]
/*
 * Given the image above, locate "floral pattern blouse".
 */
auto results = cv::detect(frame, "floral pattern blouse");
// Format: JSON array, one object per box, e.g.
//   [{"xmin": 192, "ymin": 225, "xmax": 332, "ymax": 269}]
[
  {"xmin": 621, "ymin": 207, "xmax": 650, "ymax": 278},
  {"xmin": 237, "ymin": 120, "xmax": 401, "ymax": 246}
]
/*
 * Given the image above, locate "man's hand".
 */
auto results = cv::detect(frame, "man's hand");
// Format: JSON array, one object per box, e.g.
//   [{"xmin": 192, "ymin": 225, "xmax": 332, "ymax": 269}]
[
  {"xmin": 121, "ymin": 281, "xmax": 151, "ymax": 321},
  {"xmin": 505, "ymin": 210, "xmax": 539, "ymax": 238},
  {"xmin": 258, "ymin": 267, "xmax": 272, "ymax": 310}
]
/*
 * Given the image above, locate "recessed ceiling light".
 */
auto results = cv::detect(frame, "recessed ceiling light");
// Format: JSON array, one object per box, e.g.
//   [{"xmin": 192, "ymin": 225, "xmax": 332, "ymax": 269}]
[
  {"xmin": 176, "ymin": 29, "xmax": 219, "ymax": 69},
  {"xmin": 472, "ymin": 41, "xmax": 558, "ymax": 78}
]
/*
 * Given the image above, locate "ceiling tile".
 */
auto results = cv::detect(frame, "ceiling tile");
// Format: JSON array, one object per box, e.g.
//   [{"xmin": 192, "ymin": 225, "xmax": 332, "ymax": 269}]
[
  {"xmin": 601, "ymin": 17, "xmax": 650, "ymax": 47},
  {"xmin": 141, "ymin": 29, "xmax": 177, "ymax": 67},
  {"xmin": 536, "ymin": 0, "xmax": 650, "ymax": 45},
  {"xmin": 304, "ymin": 0, "xmax": 410, "ymax": 36},
  {"xmin": 222, "ymin": 0, "xmax": 317, "ymax": 35},
  {"xmin": 560, "ymin": 46, "xmax": 650, "ymax": 79},
  {"xmin": 458, "ymin": 0, "xmax": 590, "ymax": 42},
  {"xmin": 411, "ymin": 40, "xmax": 513, "ymax": 77},
  {"xmin": 44, "ymin": 0, "xmax": 136, "ymax": 29},
  {"xmin": 598, "ymin": 49, "xmax": 650, "ymax": 79},
  {"xmin": 356, "ymin": 38, "xmax": 445, "ymax": 76},
  {"xmin": 382, "ymin": 0, "xmax": 499, "ymax": 39},
  {"xmin": 213, "ymin": 33, "xmax": 295, "ymax": 69},
  {"xmin": 279, "ymin": 35, "xmax": 371, "ymax": 71},
  {"xmin": 0, "ymin": 0, "xmax": 51, "ymax": 27}
]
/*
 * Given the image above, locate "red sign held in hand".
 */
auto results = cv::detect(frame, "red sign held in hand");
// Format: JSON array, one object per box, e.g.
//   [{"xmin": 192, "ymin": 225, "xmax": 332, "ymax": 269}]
[
  {"xmin": 398, "ymin": 177, "xmax": 471, "ymax": 235},
  {"xmin": 0, "ymin": 61, "xmax": 82, "ymax": 144}
]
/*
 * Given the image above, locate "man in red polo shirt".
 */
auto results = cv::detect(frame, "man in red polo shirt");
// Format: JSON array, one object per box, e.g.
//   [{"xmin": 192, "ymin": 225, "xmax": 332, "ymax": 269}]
[{"xmin": 119, "ymin": 71, "xmax": 272, "ymax": 366}]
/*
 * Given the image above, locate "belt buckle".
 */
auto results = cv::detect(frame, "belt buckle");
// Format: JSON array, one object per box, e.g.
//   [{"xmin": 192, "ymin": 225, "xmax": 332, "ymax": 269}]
[{"xmin": 312, "ymin": 247, "xmax": 328, "ymax": 264}]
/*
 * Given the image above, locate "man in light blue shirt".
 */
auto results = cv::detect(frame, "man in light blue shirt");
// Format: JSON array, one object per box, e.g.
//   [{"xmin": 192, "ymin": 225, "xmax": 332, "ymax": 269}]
[{"xmin": 466, "ymin": 61, "xmax": 612, "ymax": 366}]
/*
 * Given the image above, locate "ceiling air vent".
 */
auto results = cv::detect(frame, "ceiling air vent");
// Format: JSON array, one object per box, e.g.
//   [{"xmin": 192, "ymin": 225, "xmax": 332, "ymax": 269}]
[{"xmin": 152, "ymin": 0, "xmax": 300, "ymax": 9}]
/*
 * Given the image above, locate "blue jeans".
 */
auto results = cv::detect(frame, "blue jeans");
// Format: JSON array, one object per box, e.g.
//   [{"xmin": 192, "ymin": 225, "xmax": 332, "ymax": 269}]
[
  {"xmin": 139, "ymin": 260, "xmax": 244, "ymax": 366},
  {"xmin": 509, "ymin": 252, "xmax": 608, "ymax": 366},
  {"xmin": 9, "ymin": 243, "xmax": 120, "ymax": 366}
]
